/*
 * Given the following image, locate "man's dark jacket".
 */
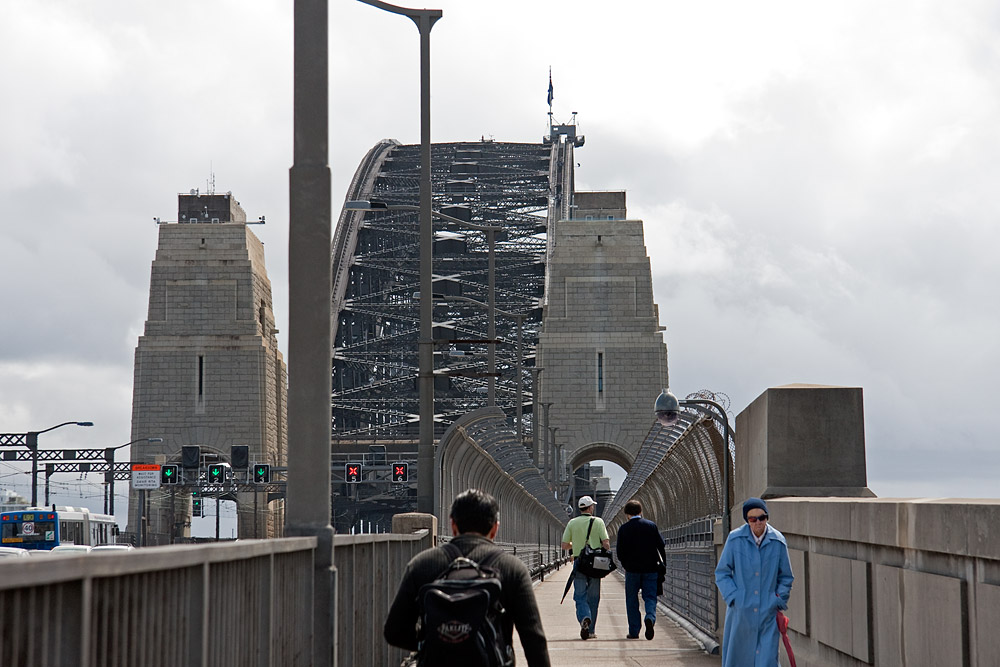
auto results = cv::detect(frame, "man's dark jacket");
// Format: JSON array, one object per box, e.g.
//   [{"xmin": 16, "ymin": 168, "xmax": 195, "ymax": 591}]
[
  {"xmin": 383, "ymin": 533, "xmax": 550, "ymax": 666},
  {"xmin": 615, "ymin": 516, "xmax": 666, "ymax": 573}
]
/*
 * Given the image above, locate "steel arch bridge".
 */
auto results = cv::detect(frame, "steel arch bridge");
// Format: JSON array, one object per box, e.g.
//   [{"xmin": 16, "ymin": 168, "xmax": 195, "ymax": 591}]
[{"xmin": 331, "ymin": 133, "xmax": 578, "ymax": 443}]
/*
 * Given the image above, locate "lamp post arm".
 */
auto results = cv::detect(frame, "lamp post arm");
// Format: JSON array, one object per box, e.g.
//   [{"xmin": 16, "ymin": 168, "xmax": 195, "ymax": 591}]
[
  {"xmin": 357, "ymin": 0, "xmax": 441, "ymax": 24},
  {"xmin": 35, "ymin": 421, "xmax": 94, "ymax": 436}
]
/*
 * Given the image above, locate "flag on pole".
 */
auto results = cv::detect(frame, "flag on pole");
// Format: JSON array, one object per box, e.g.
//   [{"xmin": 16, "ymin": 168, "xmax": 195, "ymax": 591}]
[{"xmin": 547, "ymin": 68, "xmax": 554, "ymax": 107}]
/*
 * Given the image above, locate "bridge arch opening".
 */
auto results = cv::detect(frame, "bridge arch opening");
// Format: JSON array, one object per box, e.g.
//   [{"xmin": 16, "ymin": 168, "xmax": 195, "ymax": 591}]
[{"xmin": 568, "ymin": 441, "xmax": 634, "ymax": 474}]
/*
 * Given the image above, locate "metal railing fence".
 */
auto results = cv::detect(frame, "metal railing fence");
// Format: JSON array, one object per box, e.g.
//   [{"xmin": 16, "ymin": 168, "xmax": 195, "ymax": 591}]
[
  {"xmin": 0, "ymin": 538, "xmax": 316, "ymax": 667},
  {"xmin": 658, "ymin": 517, "xmax": 718, "ymax": 638}
]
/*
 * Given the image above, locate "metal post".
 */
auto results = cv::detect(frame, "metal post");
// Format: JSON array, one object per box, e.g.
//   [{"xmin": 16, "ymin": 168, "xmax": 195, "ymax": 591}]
[
  {"xmin": 288, "ymin": 0, "xmax": 335, "ymax": 664},
  {"xmin": 27, "ymin": 432, "xmax": 38, "ymax": 506},
  {"xmin": 541, "ymin": 403, "xmax": 553, "ymax": 484},
  {"xmin": 215, "ymin": 496, "xmax": 221, "ymax": 541},
  {"xmin": 514, "ymin": 314, "xmax": 523, "ymax": 443},
  {"xmin": 416, "ymin": 10, "xmax": 438, "ymax": 514},
  {"xmin": 105, "ymin": 447, "xmax": 116, "ymax": 517},
  {"xmin": 357, "ymin": 0, "xmax": 442, "ymax": 516},
  {"xmin": 44, "ymin": 464, "xmax": 52, "ymax": 506},
  {"xmin": 170, "ymin": 487, "xmax": 176, "ymax": 544},
  {"xmin": 487, "ymin": 228, "xmax": 496, "ymax": 406},
  {"xmin": 530, "ymin": 369, "xmax": 543, "ymax": 466},
  {"xmin": 549, "ymin": 427, "xmax": 560, "ymax": 483},
  {"xmin": 138, "ymin": 489, "xmax": 146, "ymax": 547}
]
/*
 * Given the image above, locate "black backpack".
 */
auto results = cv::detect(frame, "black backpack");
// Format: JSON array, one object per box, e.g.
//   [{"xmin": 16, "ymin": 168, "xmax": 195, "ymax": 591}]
[{"xmin": 413, "ymin": 542, "xmax": 514, "ymax": 667}]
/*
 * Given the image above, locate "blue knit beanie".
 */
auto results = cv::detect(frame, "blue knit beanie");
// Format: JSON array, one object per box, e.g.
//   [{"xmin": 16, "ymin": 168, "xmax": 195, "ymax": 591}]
[{"xmin": 742, "ymin": 497, "xmax": 768, "ymax": 521}]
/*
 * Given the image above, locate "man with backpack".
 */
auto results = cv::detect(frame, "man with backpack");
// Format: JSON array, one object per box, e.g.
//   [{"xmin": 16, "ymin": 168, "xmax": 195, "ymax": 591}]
[
  {"xmin": 384, "ymin": 488, "xmax": 550, "ymax": 666},
  {"xmin": 560, "ymin": 495, "xmax": 611, "ymax": 640}
]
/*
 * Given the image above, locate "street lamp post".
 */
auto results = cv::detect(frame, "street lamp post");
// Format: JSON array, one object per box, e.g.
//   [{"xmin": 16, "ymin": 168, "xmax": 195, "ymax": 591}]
[
  {"xmin": 549, "ymin": 425, "xmax": 561, "ymax": 491},
  {"xmin": 356, "ymin": 0, "xmax": 442, "ymax": 517},
  {"xmin": 18, "ymin": 422, "xmax": 94, "ymax": 506},
  {"xmin": 654, "ymin": 389, "xmax": 733, "ymax": 536},
  {"xmin": 432, "ymin": 293, "xmax": 527, "ymax": 437},
  {"xmin": 105, "ymin": 437, "xmax": 162, "ymax": 516},
  {"xmin": 529, "ymin": 368, "xmax": 544, "ymax": 466},
  {"xmin": 288, "ymin": 0, "xmax": 335, "ymax": 663},
  {"xmin": 540, "ymin": 402, "xmax": 553, "ymax": 483}
]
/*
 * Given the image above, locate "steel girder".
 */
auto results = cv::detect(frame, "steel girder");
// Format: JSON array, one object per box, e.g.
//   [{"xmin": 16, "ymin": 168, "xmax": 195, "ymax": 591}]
[{"xmin": 331, "ymin": 139, "xmax": 572, "ymax": 439}]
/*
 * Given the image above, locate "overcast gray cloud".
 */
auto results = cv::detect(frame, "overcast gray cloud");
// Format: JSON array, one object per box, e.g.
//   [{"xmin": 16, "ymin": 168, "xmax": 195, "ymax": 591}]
[{"xmin": 1, "ymin": 1, "xmax": 997, "ymax": 516}]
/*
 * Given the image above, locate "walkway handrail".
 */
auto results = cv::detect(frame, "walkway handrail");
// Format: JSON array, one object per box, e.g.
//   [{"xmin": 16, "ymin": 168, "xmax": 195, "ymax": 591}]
[
  {"xmin": 0, "ymin": 538, "xmax": 317, "ymax": 667},
  {"xmin": 605, "ymin": 412, "xmax": 730, "ymax": 533},
  {"xmin": 435, "ymin": 407, "xmax": 568, "ymax": 548}
]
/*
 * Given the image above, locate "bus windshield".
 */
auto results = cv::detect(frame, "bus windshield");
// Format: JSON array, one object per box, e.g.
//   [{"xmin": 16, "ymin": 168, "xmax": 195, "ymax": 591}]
[{"xmin": 1, "ymin": 512, "xmax": 59, "ymax": 549}]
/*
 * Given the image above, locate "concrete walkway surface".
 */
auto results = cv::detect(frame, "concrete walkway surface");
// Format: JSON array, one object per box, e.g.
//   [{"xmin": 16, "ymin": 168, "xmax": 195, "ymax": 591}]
[{"xmin": 515, "ymin": 565, "xmax": 720, "ymax": 666}]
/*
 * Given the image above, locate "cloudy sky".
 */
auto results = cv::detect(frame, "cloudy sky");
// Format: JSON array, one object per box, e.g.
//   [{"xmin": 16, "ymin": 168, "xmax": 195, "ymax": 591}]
[{"xmin": 2, "ymin": 0, "xmax": 997, "ymax": 521}]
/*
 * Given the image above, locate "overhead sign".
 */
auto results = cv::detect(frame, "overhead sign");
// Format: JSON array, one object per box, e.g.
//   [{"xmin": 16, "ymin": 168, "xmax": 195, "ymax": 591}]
[{"xmin": 131, "ymin": 463, "xmax": 162, "ymax": 490}]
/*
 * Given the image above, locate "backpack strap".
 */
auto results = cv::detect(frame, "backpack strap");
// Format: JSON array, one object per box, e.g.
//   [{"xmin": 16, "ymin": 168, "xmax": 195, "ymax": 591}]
[
  {"xmin": 439, "ymin": 541, "xmax": 504, "ymax": 569},
  {"xmin": 583, "ymin": 517, "xmax": 595, "ymax": 545},
  {"xmin": 476, "ymin": 547, "xmax": 505, "ymax": 570},
  {"xmin": 440, "ymin": 540, "xmax": 463, "ymax": 563}
]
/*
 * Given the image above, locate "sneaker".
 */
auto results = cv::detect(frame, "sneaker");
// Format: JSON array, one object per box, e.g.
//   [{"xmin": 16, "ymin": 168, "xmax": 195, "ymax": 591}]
[
  {"xmin": 626, "ymin": 634, "xmax": 640, "ymax": 639},
  {"xmin": 644, "ymin": 618, "xmax": 655, "ymax": 640},
  {"xmin": 580, "ymin": 618, "xmax": 591, "ymax": 640}
]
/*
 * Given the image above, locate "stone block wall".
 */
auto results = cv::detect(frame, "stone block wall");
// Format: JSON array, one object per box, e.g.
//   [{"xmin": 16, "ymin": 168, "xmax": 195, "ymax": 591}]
[
  {"xmin": 537, "ymin": 217, "xmax": 668, "ymax": 473},
  {"xmin": 766, "ymin": 498, "xmax": 1000, "ymax": 666},
  {"xmin": 129, "ymin": 218, "xmax": 286, "ymax": 542}
]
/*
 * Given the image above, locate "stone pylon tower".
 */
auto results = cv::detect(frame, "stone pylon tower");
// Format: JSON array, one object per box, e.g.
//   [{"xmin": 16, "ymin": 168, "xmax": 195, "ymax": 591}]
[
  {"xmin": 536, "ymin": 191, "xmax": 668, "ymax": 494},
  {"xmin": 128, "ymin": 192, "xmax": 287, "ymax": 543}
]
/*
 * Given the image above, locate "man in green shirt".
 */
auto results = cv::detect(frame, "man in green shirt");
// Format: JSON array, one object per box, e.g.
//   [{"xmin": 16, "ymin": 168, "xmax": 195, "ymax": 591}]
[{"xmin": 561, "ymin": 496, "xmax": 611, "ymax": 639}]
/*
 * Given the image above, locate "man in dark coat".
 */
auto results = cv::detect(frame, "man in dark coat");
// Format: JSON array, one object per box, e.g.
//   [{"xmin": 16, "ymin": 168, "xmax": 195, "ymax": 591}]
[
  {"xmin": 615, "ymin": 498, "xmax": 666, "ymax": 640},
  {"xmin": 384, "ymin": 488, "xmax": 550, "ymax": 666}
]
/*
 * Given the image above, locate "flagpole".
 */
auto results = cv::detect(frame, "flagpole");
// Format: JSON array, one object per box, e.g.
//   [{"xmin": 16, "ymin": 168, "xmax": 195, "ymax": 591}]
[{"xmin": 547, "ymin": 66, "xmax": 554, "ymax": 134}]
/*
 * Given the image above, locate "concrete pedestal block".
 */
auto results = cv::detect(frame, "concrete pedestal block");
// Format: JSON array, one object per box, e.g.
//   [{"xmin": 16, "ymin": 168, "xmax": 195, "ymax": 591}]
[
  {"xmin": 391, "ymin": 512, "xmax": 438, "ymax": 542},
  {"xmin": 735, "ymin": 384, "xmax": 874, "ymax": 502}
]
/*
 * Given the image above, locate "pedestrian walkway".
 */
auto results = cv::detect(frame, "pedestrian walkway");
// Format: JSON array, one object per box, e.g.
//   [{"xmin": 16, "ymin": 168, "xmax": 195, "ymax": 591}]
[{"xmin": 516, "ymin": 565, "xmax": 719, "ymax": 666}]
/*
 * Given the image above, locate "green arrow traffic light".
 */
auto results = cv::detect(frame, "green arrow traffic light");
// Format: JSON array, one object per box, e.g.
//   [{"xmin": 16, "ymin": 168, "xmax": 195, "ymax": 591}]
[
  {"xmin": 253, "ymin": 464, "xmax": 270, "ymax": 484},
  {"xmin": 161, "ymin": 464, "xmax": 179, "ymax": 485}
]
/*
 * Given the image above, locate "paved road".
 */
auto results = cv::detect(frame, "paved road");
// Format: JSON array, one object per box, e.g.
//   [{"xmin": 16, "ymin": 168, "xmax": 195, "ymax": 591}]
[{"xmin": 515, "ymin": 565, "xmax": 720, "ymax": 666}]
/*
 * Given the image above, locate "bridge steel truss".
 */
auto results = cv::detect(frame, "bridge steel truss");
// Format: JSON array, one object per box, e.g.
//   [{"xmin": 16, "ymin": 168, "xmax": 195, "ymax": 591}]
[
  {"xmin": 436, "ymin": 407, "xmax": 568, "ymax": 547},
  {"xmin": 331, "ymin": 138, "xmax": 574, "ymax": 443}
]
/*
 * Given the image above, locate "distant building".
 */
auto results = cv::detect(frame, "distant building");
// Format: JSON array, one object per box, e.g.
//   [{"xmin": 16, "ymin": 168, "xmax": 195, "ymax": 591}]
[{"xmin": 0, "ymin": 488, "xmax": 29, "ymax": 512}]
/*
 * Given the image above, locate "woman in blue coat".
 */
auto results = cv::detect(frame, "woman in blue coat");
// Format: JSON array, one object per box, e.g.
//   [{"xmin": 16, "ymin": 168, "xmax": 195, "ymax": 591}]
[{"xmin": 715, "ymin": 498, "xmax": 794, "ymax": 667}]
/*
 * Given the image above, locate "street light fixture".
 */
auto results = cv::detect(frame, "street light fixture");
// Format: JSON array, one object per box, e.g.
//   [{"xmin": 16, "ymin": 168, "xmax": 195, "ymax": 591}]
[
  {"xmin": 654, "ymin": 389, "xmax": 733, "ymax": 536},
  {"xmin": 23, "ymin": 421, "xmax": 94, "ymax": 506},
  {"xmin": 352, "ymin": 0, "xmax": 442, "ymax": 516}
]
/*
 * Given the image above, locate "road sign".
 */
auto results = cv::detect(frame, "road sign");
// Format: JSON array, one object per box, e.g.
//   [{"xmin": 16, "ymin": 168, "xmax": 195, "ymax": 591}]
[{"xmin": 131, "ymin": 463, "xmax": 161, "ymax": 490}]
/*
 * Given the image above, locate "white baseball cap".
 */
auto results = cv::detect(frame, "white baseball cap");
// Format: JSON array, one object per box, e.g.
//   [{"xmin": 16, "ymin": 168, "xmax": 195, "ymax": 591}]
[{"xmin": 578, "ymin": 496, "xmax": 596, "ymax": 509}]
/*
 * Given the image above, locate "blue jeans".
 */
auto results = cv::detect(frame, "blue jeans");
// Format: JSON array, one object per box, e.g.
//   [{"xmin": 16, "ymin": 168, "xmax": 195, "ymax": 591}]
[
  {"xmin": 572, "ymin": 569, "xmax": 602, "ymax": 633},
  {"xmin": 624, "ymin": 571, "xmax": 659, "ymax": 636}
]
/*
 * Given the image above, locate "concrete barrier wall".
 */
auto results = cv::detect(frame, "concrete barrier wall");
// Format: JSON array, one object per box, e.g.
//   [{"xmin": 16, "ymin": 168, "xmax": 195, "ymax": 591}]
[{"xmin": 764, "ymin": 497, "xmax": 1000, "ymax": 667}]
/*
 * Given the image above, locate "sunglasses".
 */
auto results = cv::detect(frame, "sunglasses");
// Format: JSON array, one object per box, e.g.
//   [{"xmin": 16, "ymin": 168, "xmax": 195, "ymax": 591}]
[{"xmin": 746, "ymin": 515, "xmax": 768, "ymax": 523}]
